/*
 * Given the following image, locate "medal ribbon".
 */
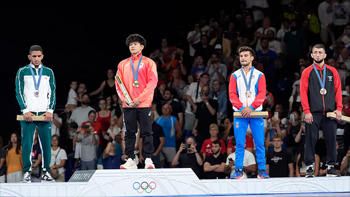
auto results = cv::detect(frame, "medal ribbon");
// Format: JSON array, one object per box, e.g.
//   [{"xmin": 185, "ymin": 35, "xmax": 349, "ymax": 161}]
[
  {"xmin": 240, "ymin": 67, "xmax": 254, "ymax": 92},
  {"xmin": 29, "ymin": 64, "xmax": 43, "ymax": 92},
  {"xmin": 130, "ymin": 55, "xmax": 143, "ymax": 83},
  {"xmin": 312, "ymin": 63, "xmax": 326, "ymax": 90}
]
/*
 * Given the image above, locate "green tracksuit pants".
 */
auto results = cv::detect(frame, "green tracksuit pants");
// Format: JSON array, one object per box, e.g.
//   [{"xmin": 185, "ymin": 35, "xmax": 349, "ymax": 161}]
[{"xmin": 20, "ymin": 113, "xmax": 52, "ymax": 173}]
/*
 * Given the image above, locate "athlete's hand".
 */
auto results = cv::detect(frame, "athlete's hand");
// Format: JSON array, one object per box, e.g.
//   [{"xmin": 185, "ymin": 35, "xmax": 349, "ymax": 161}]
[
  {"xmin": 304, "ymin": 113, "xmax": 313, "ymax": 124},
  {"xmin": 23, "ymin": 112, "xmax": 35, "ymax": 122},
  {"xmin": 40, "ymin": 112, "xmax": 53, "ymax": 122},
  {"xmin": 241, "ymin": 107, "xmax": 253, "ymax": 118},
  {"xmin": 130, "ymin": 99, "xmax": 141, "ymax": 108},
  {"xmin": 333, "ymin": 110, "xmax": 342, "ymax": 121},
  {"xmin": 123, "ymin": 99, "xmax": 131, "ymax": 107}
]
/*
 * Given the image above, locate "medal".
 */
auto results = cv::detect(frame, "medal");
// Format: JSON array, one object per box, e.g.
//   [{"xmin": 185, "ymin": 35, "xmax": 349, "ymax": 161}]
[
  {"xmin": 130, "ymin": 55, "xmax": 143, "ymax": 88},
  {"xmin": 240, "ymin": 67, "xmax": 254, "ymax": 98},
  {"xmin": 312, "ymin": 63, "xmax": 327, "ymax": 96},
  {"xmin": 133, "ymin": 81, "xmax": 140, "ymax": 88},
  {"xmin": 29, "ymin": 64, "xmax": 43, "ymax": 97}
]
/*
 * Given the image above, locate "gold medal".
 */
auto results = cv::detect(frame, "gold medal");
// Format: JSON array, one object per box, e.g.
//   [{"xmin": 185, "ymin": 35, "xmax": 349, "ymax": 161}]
[{"xmin": 133, "ymin": 81, "xmax": 140, "ymax": 88}]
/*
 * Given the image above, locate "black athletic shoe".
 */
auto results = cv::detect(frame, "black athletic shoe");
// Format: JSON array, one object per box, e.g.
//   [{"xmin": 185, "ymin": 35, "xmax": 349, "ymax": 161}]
[
  {"xmin": 305, "ymin": 165, "xmax": 314, "ymax": 178},
  {"xmin": 326, "ymin": 165, "xmax": 341, "ymax": 177}
]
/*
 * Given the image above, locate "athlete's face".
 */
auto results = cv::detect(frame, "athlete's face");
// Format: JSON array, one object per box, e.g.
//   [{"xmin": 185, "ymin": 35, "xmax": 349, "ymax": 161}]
[
  {"xmin": 28, "ymin": 51, "xmax": 44, "ymax": 66},
  {"xmin": 311, "ymin": 48, "xmax": 327, "ymax": 64},
  {"xmin": 239, "ymin": 51, "xmax": 254, "ymax": 67},
  {"xmin": 129, "ymin": 42, "xmax": 144, "ymax": 55}
]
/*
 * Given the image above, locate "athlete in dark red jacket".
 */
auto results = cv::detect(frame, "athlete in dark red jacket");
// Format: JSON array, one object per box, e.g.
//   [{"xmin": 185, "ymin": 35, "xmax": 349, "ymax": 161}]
[{"xmin": 300, "ymin": 44, "xmax": 342, "ymax": 178}]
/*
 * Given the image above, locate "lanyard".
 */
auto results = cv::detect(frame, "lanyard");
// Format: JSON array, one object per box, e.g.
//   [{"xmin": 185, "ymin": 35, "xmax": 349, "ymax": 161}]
[
  {"xmin": 312, "ymin": 63, "xmax": 326, "ymax": 89},
  {"xmin": 29, "ymin": 65, "xmax": 43, "ymax": 91},
  {"xmin": 130, "ymin": 55, "xmax": 143, "ymax": 82},
  {"xmin": 240, "ymin": 67, "xmax": 254, "ymax": 92}
]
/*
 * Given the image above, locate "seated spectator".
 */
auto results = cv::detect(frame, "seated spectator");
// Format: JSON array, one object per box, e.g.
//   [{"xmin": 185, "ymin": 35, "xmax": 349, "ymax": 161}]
[
  {"xmin": 224, "ymin": 137, "xmax": 256, "ymax": 178},
  {"xmin": 274, "ymin": 103, "xmax": 288, "ymax": 127},
  {"xmin": 161, "ymin": 50, "xmax": 187, "ymax": 82},
  {"xmin": 102, "ymin": 135, "xmax": 123, "ymax": 169},
  {"xmin": 286, "ymin": 110, "xmax": 302, "ymax": 160},
  {"xmin": 289, "ymin": 81, "xmax": 301, "ymax": 113},
  {"xmin": 294, "ymin": 121, "xmax": 306, "ymax": 153},
  {"xmin": 209, "ymin": 27, "xmax": 232, "ymax": 57},
  {"xmin": 31, "ymin": 129, "xmax": 42, "ymax": 182},
  {"xmin": 340, "ymin": 149, "xmax": 350, "ymax": 175},
  {"xmin": 219, "ymin": 118, "xmax": 233, "ymax": 142},
  {"xmin": 266, "ymin": 134, "xmax": 294, "ymax": 178},
  {"xmin": 6, "ymin": 132, "xmax": 22, "ymax": 183},
  {"xmin": 210, "ymin": 80, "xmax": 227, "ymax": 121},
  {"xmin": 266, "ymin": 116, "xmax": 287, "ymax": 152},
  {"xmin": 257, "ymin": 38, "xmax": 278, "ymax": 89},
  {"xmin": 187, "ymin": 23, "xmax": 202, "ymax": 57},
  {"xmin": 96, "ymin": 98, "xmax": 111, "ymax": 151},
  {"xmin": 50, "ymin": 135, "xmax": 67, "ymax": 182},
  {"xmin": 193, "ymin": 35, "xmax": 214, "ymax": 61},
  {"xmin": 190, "ymin": 55, "xmax": 207, "ymax": 76},
  {"xmin": 0, "ymin": 137, "xmax": 5, "ymax": 183},
  {"xmin": 256, "ymin": 30, "xmax": 283, "ymax": 56},
  {"xmin": 64, "ymin": 80, "xmax": 78, "ymax": 113},
  {"xmin": 105, "ymin": 115, "xmax": 122, "ymax": 143},
  {"xmin": 106, "ymin": 96, "xmax": 114, "ymax": 111},
  {"xmin": 168, "ymin": 68, "xmax": 186, "ymax": 99},
  {"xmin": 70, "ymin": 93, "xmax": 95, "ymax": 126},
  {"xmin": 75, "ymin": 121, "xmax": 97, "ymax": 170},
  {"xmin": 296, "ymin": 149, "xmax": 318, "ymax": 177},
  {"xmin": 156, "ymin": 104, "xmax": 182, "ymax": 167},
  {"xmin": 139, "ymin": 111, "xmax": 165, "ymax": 168},
  {"xmin": 277, "ymin": 19, "xmax": 291, "ymax": 43},
  {"xmin": 172, "ymin": 136, "xmax": 203, "ymax": 179},
  {"xmin": 227, "ymin": 134, "xmax": 254, "ymax": 155},
  {"xmin": 206, "ymin": 52, "xmax": 227, "ymax": 89},
  {"xmin": 153, "ymin": 80, "xmax": 167, "ymax": 104},
  {"xmin": 316, "ymin": 139, "xmax": 342, "ymax": 177},
  {"xmin": 89, "ymin": 69, "xmax": 117, "ymax": 99},
  {"xmin": 203, "ymin": 140, "xmax": 226, "ymax": 179},
  {"xmin": 200, "ymin": 124, "xmax": 227, "ymax": 160},
  {"xmin": 193, "ymin": 85, "xmax": 218, "ymax": 147},
  {"xmin": 160, "ymin": 38, "xmax": 183, "ymax": 63},
  {"xmin": 254, "ymin": 17, "xmax": 276, "ymax": 52}
]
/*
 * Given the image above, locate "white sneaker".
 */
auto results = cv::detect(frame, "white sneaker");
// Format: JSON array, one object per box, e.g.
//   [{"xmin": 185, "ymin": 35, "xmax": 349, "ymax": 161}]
[
  {"xmin": 120, "ymin": 158, "xmax": 138, "ymax": 169},
  {"xmin": 144, "ymin": 158, "xmax": 155, "ymax": 169},
  {"xmin": 41, "ymin": 172, "xmax": 56, "ymax": 183},
  {"xmin": 21, "ymin": 172, "xmax": 31, "ymax": 183}
]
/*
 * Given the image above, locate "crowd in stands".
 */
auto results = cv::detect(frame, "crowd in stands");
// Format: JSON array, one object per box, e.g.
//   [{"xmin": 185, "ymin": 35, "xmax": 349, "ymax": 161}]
[{"xmin": 2, "ymin": 0, "xmax": 350, "ymax": 182}]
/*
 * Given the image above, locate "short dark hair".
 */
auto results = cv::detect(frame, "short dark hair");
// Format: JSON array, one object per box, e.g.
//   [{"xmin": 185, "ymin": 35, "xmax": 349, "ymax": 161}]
[
  {"xmin": 200, "ymin": 72, "xmax": 209, "ymax": 78},
  {"xmin": 88, "ymin": 110, "xmax": 96, "ymax": 116},
  {"xmin": 237, "ymin": 46, "xmax": 255, "ymax": 57},
  {"xmin": 29, "ymin": 45, "xmax": 43, "ymax": 55},
  {"xmin": 126, "ymin": 34, "xmax": 147, "ymax": 48},
  {"xmin": 312, "ymin": 44, "xmax": 326, "ymax": 52},
  {"xmin": 212, "ymin": 139, "xmax": 222, "ymax": 147},
  {"xmin": 52, "ymin": 134, "xmax": 60, "ymax": 147},
  {"xmin": 164, "ymin": 87, "xmax": 175, "ymax": 96},
  {"xmin": 82, "ymin": 93, "xmax": 90, "ymax": 99},
  {"xmin": 186, "ymin": 136, "xmax": 197, "ymax": 143}
]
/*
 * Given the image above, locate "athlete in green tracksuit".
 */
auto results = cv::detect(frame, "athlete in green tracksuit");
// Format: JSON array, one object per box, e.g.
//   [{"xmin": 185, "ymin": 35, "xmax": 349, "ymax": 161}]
[{"xmin": 15, "ymin": 45, "xmax": 56, "ymax": 183}]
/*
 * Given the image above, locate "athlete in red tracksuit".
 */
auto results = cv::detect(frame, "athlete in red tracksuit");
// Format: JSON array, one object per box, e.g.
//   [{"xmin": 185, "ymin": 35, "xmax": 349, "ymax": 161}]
[
  {"xmin": 300, "ymin": 44, "xmax": 342, "ymax": 177},
  {"xmin": 115, "ymin": 34, "xmax": 158, "ymax": 169}
]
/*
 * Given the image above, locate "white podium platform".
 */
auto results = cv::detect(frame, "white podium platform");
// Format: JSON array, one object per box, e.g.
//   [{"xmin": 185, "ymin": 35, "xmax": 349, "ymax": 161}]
[{"xmin": 0, "ymin": 168, "xmax": 349, "ymax": 197}]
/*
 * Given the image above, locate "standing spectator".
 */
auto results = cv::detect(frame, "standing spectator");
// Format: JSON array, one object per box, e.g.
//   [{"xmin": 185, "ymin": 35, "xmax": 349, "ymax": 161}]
[
  {"xmin": 256, "ymin": 30, "xmax": 282, "ymax": 56},
  {"xmin": 96, "ymin": 98, "xmax": 111, "ymax": 153},
  {"xmin": 172, "ymin": 136, "xmax": 204, "ymax": 178},
  {"xmin": 0, "ymin": 137, "xmax": 5, "ymax": 183},
  {"xmin": 31, "ymin": 129, "xmax": 42, "ymax": 182},
  {"xmin": 168, "ymin": 68, "xmax": 187, "ymax": 99},
  {"xmin": 102, "ymin": 136, "xmax": 123, "ymax": 169},
  {"xmin": 187, "ymin": 23, "xmax": 202, "ymax": 57},
  {"xmin": 284, "ymin": 20, "xmax": 306, "ymax": 71},
  {"xmin": 6, "ymin": 133, "xmax": 22, "ymax": 183},
  {"xmin": 245, "ymin": 0, "xmax": 269, "ymax": 24},
  {"xmin": 210, "ymin": 80, "xmax": 227, "ymax": 121},
  {"xmin": 319, "ymin": 0, "xmax": 336, "ymax": 46},
  {"xmin": 64, "ymin": 81, "xmax": 78, "ymax": 113},
  {"xmin": 254, "ymin": 17, "xmax": 276, "ymax": 52},
  {"xmin": 75, "ymin": 121, "xmax": 97, "ymax": 170},
  {"xmin": 156, "ymin": 104, "xmax": 182, "ymax": 167},
  {"xmin": 206, "ymin": 52, "xmax": 228, "ymax": 89},
  {"xmin": 51, "ymin": 112, "xmax": 62, "ymax": 137},
  {"xmin": 224, "ymin": 137, "xmax": 256, "ymax": 178},
  {"xmin": 203, "ymin": 140, "xmax": 226, "ymax": 179},
  {"xmin": 161, "ymin": 51, "xmax": 187, "ymax": 82},
  {"xmin": 50, "ymin": 135, "xmax": 67, "ymax": 182},
  {"xmin": 70, "ymin": 93, "xmax": 95, "ymax": 126},
  {"xmin": 160, "ymin": 38, "xmax": 182, "ymax": 63},
  {"xmin": 193, "ymin": 35, "xmax": 214, "ymax": 62},
  {"xmin": 76, "ymin": 83, "xmax": 87, "ymax": 106},
  {"xmin": 193, "ymin": 85, "xmax": 218, "ymax": 148},
  {"xmin": 190, "ymin": 55, "xmax": 207, "ymax": 76},
  {"xmin": 288, "ymin": 80, "xmax": 301, "ymax": 113},
  {"xmin": 81, "ymin": 110, "xmax": 102, "ymax": 154},
  {"xmin": 257, "ymin": 38, "xmax": 278, "ymax": 90},
  {"xmin": 200, "ymin": 124, "xmax": 227, "ymax": 160},
  {"xmin": 162, "ymin": 88, "xmax": 184, "ymax": 128},
  {"xmin": 209, "ymin": 27, "xmax": 232, "ymax": 57},
  {"xmin": 239, "ymin": 15, "xmax": 257, "ymax": 44},
  {"xmin": 286, "ymin": 110, "xmax": 302, "ymax": 160},
  {"xmin": 89, "ymin": 69, "xmax": 117, "ymax": 99},
  {"xmin": 277, "ymin": 19, "xmax": 291, "ymax": 43},
  {"xmin": 266, "ymin": 134, "xmax": 294, "ymax": 177},
  {"xmin": 333, "ymin": 0, "xmax": 350, "ymax": 39}
]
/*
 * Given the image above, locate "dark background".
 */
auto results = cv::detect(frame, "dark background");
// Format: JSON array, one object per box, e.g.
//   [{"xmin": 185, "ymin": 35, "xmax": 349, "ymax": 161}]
[{"xmin": 0, "ymin": 4, "xmax": 236, "ymax": 144}]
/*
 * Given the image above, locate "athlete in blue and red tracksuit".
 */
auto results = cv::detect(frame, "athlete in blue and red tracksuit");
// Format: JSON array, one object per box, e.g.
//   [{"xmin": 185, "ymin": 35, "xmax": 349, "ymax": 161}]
[{"xmin": 229, "ymin": 46, "xmax": 269, "ymax": 179}]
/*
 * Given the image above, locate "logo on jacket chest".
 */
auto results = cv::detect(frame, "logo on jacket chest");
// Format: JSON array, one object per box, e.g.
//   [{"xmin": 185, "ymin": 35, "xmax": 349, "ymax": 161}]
[{"xmin": 328, "ymin": 76, "xmax": 333, "ymax": 81}]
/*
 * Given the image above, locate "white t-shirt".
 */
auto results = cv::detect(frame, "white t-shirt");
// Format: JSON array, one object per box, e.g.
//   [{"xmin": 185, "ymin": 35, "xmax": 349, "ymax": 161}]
[
  {"xmin": 185, "ymin": 82, "xmax": 203, "ymax": 114},
  {"xmin": 277, "ymin": 27, "xmax": 290, "ymax": 41},
  {"xmin": 245, "ymin": 0, "xmax": 268, "ymax": 22},
  {"xmin": 187, "ymin": 30, "xmax": 201, "ymax": 56},
  {"xmin": 289, "ymin": 95, "xmax": 301, "ymax": 103},
  {"xmin": 318, "ymin": 1, "xmax": 334, "ymax": 28},
  {"xmin": 50, "ymin": 148, "xmax": 67, "ymax": 175},
  {"xmin": 255, "ymin": 27, "xmax": 276, "ymax": 51},
  {"xmin": 65, "ymin": 88, "xmax": 77, "ymax": 106},
  {"xmin": 333, "ymin": 2, "xmax": 350, "ymax": 26},
  {"xmin": 226, "ymin": 150, "xmax": 256, "ymax": 177},
  {"xmin": 51, "ymin": 113, "xmax": 62, "ymax": 136},
  {"xmin": 341, "ymin": 35, "xmax": 350, "ymax": 47},
  {"xmin": 208, "ymin": 63, "xmax": 227, "ymax": 89},
  {"xmin": 70, "ymin": 106, "xmax": 95, "ymax": 126},
  {"xmin": 107, "ymin": 127, "xmax": 121, "ymax": 135}
]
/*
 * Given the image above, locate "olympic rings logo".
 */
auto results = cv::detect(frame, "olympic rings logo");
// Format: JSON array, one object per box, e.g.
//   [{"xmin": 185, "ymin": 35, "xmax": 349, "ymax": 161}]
[{"xmin": 133, "ymin": 181, "xmax": 157, "ymax": 193}]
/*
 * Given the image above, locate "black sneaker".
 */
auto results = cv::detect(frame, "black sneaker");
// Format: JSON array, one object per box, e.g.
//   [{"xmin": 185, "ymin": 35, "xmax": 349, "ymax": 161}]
[
  {"xmin": 305, "ymin": 165, "xmax": 314, "ymax": 178},
  {"xmin": 20, "ymin": 172, "xmax": 31, "ymax": 183},
  {"xmin": 41, "ymin": 172, "xmax": 56, "ymax": 182},
  {"xmin": 326, "ymin": 165, "xmax": 341, "ymax": 177}
]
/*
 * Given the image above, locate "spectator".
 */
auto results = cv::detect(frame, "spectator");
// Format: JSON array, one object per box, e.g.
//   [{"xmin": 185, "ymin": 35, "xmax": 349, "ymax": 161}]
[
  {"xmin": 154, "ymin": 80, "xmax": 167, "ymax": 104},
  {"xmin": 288, "ymin": 80, "xmax": 301, "ymax": 113},
  {"xmin": 199, "ymin": 18, "xmax": 210, "ymax": 35},
  {"xmin": 68, "ymin": 122, "xmax": 78, "ymax": 154},
  {"xmin": 96, "ymin": 98, "xmax": 111, "ymax": 150},
  {"xmin": 89, "ymin": 69, "xmax": 117, "ymax": 99},
  {"xmin": 168, "ymin": 68, "xmax": 187, "ymax": 99},
  {"xmin": 266, "ymin": 116, "xmax": 287, "ymax": 152},
  {"xmin": 80, "ymin": 110, "xmax": 102, "ymax": 156},
  {"xmin": 245, "ymin": 0, "xmax": 269, "ymax": 24},
  {"xmin": 50, "ymin": 135, "xmax": 67, "ymax": 182},
  {"xmin": 160, "ymin": 38, "xmax": 183, "ymax": 63},
  {"xmin": 155, "ymin": 104, "xmax": 182, "ymax": 167},
  {"xmin": 183, "ymin": 73, "xmax": 210, "ymax": 134},
  {"xmin": 76, "ymin": 83, "xmax": 87, "ymax": 106},
  {"xmin": 294, "ymin": 120, "xmax": 306, "ymax": 150},
  {"xmin": 266, "ymin": 134, "xmax": 294, "ymax": 177},
  {"xmin": 286, "ymin": 110, "xmax": 302, "ymax": 160},
  {"xmin": 257, "ymin": 38, "xmax": 278, "ymax": 89},
  {"xmin": 31, "ymin": 129, "xmax": 42, "ymax": 182},
  {"xmin": 161, "ymin": 50, "xmax": 187, "ymax": 82},
  {"xmin": 106, "ymin": 95, "xmax": 114, "ymax": 111},
  {"xmin": 190, "ymin": 55, "xmax": 207, "ymax": 76},
  {"xmin": 340, "ymin": 149, "xmax": 350, "ymax": 175},
  {"xmin": 139, "ymin": 111, "xmax": 165, "ymax": 168},
  {"xmin": 193, "ymin": 85, "xmax": 218, "ymax": 147},
  {"xmin": 254, "ymin": 17, "xmax": 276, "ymax": 52},
  {"xmin": 70, "ymin": 93, "xmax": 95, "ymax": 126},
  {"xmin": 224, "ymin": 22, "xmax": 239, "ymax": 49},
  {"xmin": 64, "ymin": 80, "xmax": 78, "ymax": 113},
  {"xmin": 342, "ymin": 90, "xmax": 350, "ymax": 116},
  {"xmin": 200, "ymin": 124, "xmax": 227, "ymax": 160},
  {"xmin": 203, "ymin": 140, "xmax": 226, "ymax": 179},
  {"xmin": 210, "ymin": 80, "xmax": 227, "ymax": 121},
  {"xmin": 333, "ymin": 0, "xmax": 350, "ymax": 39},
  {"xmin": 219, "ymin": 118, "xmax": 233, "ymax": 142},
  {"xmin": 227, "ymin": 135, "xmax": 255, "ymax": 155},
  {"xmin": 209, "ymin": 27, "xmax": 232, "ymax": 57},
  {"xmin": 277, "ymin": 19, "xmax": 291, "ymax": 43},
  {"xmin": 172, "ymin": 136, "xmax": 203, "ymax": 178},
  {"xmin": 6, "ymin": 132, "xmax": 22, "ymax": 183},
  {"xmin": 0, "ymin": 137, "xmax": 5, "ymax": 183},
  {"xmin": 256, "ymin": 30, "xmax": 283, "ymax": 56},
  {"xmin": 284, "ymin": 19, "xmax": 306, "ymax": 69},
  {"xmin": 193, "ymin": 35, "xmax": 214, "ymax": 62},
  {"xmin": 296, "ymin": 149, "xmax": 318, "ymax": 177},
  {"xmin": 161, "ymin": 87, "xmax": 184, "ymax": 128},
  {"xmin": 206, "ymin": 52, "xmax": 227, "ymax": 89},
  {"xmin": 51, "ymin": 112, "xmax": 62, "ymax": 136},
  {"xmin": 102, "ymin": 135, "xmax": 123, "ymax": 169},
  {"xmin": 105, "ymin": 115, "xmax": 122, "ymax": 143},
  {"xmin": 319, "ymin": 0, "xmax": 336, "ymax": 46},
  {"xmin": 224, "ymin": 137, "xmax": 256, "ymax": 178},
  {"xmin": 239, "ymin": 14, "xmax": 257, "ymax": 44},
  {"xmin": 187, "ymin": 23, "xmax": 202, "ymax": 57},
  {"xmin": 75, "ymin": 121, "xmax": 97, "ymax": 170}
]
